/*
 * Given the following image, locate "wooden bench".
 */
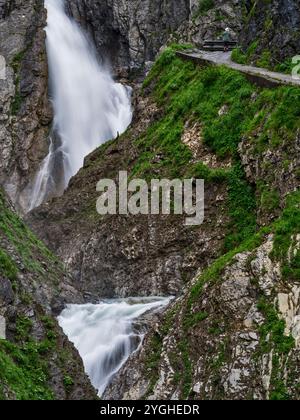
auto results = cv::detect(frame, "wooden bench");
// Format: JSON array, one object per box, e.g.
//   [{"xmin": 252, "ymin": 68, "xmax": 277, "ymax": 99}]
[{"xmin": 202, "ymin": 40, "xmax": 238, "ymax": 52}]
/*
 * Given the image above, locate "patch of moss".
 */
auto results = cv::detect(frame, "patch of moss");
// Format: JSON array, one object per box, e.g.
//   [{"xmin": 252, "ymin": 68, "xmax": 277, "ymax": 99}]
[
  {"xmin": 0, "ymin": 189, "xmax": 64, "ymax": 278},
  {"xmin": 195, "ymin": 0, "xmax": 215, "ymax": 17},
  {"xmin": 260, "ymin": 187, "xmax": 280, "ymax": 213},
  {"xmin": 256, "ymin": 50, "xmax": 272, "ymax": 69},
  {"xmin": 274, "ymin": 58, "xmax": 295, "ymax": 75},
  {"xmin": 16, "ymin": 316, "xmax": 33, "ymax": 342},
  {"xmin": 271, "ymin": 190, "xmax": 300, "ymax": 281},
  {"xmin": 63, "ymin": 375, "xmax": 74, "ymax": 392},
  {"xmin": 0, "ymin": 339, "xmax": 54, "ymax": 400}
]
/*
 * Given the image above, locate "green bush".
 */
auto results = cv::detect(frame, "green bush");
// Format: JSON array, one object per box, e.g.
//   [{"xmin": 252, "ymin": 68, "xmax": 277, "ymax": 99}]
[
  {"xmin": 197, "ymin": 0, "xmax": 214, "ymax": 15},
  {"xmin": 256, "ymin": 50, "xmax": 272, "ymax": 69},
  {"xmin": 231, "ymin": 48, "xmax": 247, "ymax": 65},
  {"xmin": 0, "ymin": 248, "xmax": 18, "ymax": 280}
]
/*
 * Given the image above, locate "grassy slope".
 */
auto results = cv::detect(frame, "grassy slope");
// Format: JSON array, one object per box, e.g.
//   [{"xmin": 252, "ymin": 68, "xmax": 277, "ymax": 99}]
[
  {"xmin": 136, "ymin": 46, "xmax": 300, "ymax": 400},
  {"xmin": 134, "ymin": 46, "xmax": 300, "ymax": 250},
  {"xmin": 0, "ymin": 191, "xmax": 91, "ymax": 400}
]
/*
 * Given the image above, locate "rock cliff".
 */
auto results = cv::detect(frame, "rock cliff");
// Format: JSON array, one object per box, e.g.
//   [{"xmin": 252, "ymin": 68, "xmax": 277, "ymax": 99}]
[
  {"xmin": 65, "ymin": 0, "xmax": 191, "ymax": 73},
  {"xmin": 66, "ymin": 0, "xmax": 300, "ymax": 73},
  {"xmin": 240, "ymin": 0, "xmax": 300, "ymax": 68},
  {"xmin": 0, "ymin": 0, "xmax": 52, "ymax": 211}
]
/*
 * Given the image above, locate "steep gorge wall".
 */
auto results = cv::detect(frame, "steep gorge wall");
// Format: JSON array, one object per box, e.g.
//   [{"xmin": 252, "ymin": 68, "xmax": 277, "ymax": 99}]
[
  {"xmin": 0, "ymin": 0, "xmax": 52, "ymax": 211},
  {"xmin": 240, "ymin": 0, "xmax": 300, "ymax": 67},
  {"xmin": 65, "ymin": 0, "xmax": 191, "ymax": 72}
]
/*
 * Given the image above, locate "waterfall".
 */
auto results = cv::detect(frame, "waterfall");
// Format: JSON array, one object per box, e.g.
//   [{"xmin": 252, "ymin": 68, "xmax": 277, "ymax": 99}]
[
  {"xmin": 58, "ymin": 297, "xmax": 171, "ymax": 396},
  {"xmin": 26, "ymin": 0, "xmax": 132, "ymax": 212}
]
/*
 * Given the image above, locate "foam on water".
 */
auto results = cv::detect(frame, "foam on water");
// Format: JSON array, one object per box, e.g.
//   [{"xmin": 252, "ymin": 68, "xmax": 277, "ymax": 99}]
[{"xmin": 58, "ymin": 297, "xmax": 171, "ymax": 396}]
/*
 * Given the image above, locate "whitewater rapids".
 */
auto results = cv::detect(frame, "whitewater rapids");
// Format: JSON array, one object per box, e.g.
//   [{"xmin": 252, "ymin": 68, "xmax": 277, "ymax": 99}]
[{"xmin": 58, "ymin": 297, "xmax": 171, "ymax": 396}]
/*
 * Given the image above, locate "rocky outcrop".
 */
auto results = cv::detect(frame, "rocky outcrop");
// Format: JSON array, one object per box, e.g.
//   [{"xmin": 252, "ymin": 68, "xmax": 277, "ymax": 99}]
[
  {"xmin": 0, "ymin": 0, "xmax": 52, "ymax": 212},
  {"xmin": 240, "ymin": 0, "xmax": 300, "ymax": 66},
  {"xmin": 67, "ymin": 0, "xmax": 300, "ymax": 75},
  {"xmin": 240, "ymin": 128, "xmax": 300, "ymax": 225},
  {"xmin": 173, "ymin": 0, "xmax": 242, "ymax": 48},
  {"xmin": 0, "ymin": 189, "xmax": 97, "ymax": 399}
]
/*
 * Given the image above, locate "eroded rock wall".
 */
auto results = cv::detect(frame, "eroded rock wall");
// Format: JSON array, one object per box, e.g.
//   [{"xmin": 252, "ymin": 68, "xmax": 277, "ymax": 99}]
[
  {"xmin": 66, "ymin": 0, "xmax": 191, "ymax": 72},
  {"xmin": 0, "ymin": 0, "xmax": 52, "ymax": 211}
]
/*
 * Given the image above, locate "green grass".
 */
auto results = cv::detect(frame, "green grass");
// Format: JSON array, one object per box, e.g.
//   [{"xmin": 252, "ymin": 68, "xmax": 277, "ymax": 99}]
[
  {"xmin": 143, "ymin": 187, "xmax": 298, "ymax": 398},
  {"xmin": 257, "ymin": 298, "xmax": 295, "ymax": 400},
  {"xmin": 0, "ymin": 336, "xmax": 54, "ymax": 400},
  {"xmin": 271, "ymin": 190, "xmax": 300, "ymax": 282},
  {"xmin": 0, "ymin": 248, "xmax": 18, "ymax": 280},
  {"xmin": 231, "ymin": 48, "xmax": 247, "ymax": 65},
  {"xmin": 274, "ymin": 57, "xmax": 295, "ymax": 75},
  {"xmin": 174, "ymin": 190, "xmax": 299, "ymax": 398},
  {"xmin": 137, "ymin": 45, "xmax": 300, "ymax": 260},
  {"xmin": 231, "ymin": 41, "xmax": 259, "ymax": 66},
  {"xmin": 0, "ymin": 189, "xmax": 63, "ymax": 277},
  {"xmin": 0, "ymin": 309, "xmax": 63, "ymax": 400},
  {"xmin": 256, "ymin": 50, "xmax": 272, "ymax": 69},
  {"xmin": 260, "ymin": 187, "xmax": 280, "ymax": 213},
  {"xmin": 0, "ymin": 190, "xmax": 74, "ymax": 400},
  {"xmin": 139, "ymin": 47, "xmax": 262, "ymax": 249}
]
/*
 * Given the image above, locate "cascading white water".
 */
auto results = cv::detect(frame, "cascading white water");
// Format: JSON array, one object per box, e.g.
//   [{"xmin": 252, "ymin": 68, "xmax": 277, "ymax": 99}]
[
  {"xmin": 58, "ymin": 297, "xmax": 171, "ymax": 396},
  {"xmin": 27, "ymin": 0, "xmax": 132, "ymax": 211}
]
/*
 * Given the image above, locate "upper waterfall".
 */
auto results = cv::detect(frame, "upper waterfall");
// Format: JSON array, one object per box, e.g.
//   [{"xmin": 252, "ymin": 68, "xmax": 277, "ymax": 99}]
[{"xmin": 26, "ymin": 0, "xmax": 132, "ymax": 212}]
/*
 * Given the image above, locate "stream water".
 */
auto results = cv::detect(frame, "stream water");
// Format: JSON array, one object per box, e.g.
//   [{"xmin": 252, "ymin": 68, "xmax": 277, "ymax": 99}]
[{"xmin": 58, "ymin": 297, "xmax": 171, "ymax": 396}]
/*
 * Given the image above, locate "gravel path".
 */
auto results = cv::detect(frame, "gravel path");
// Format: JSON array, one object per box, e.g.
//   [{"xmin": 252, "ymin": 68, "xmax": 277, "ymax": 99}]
[{"xmin": 178, "ymin": 50, "xmax": 300, "ymax": 87}]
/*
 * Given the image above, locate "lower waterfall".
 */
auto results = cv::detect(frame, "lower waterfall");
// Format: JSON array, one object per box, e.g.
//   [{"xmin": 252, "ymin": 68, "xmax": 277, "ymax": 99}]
[
  {"xmin": 26, "ymin": 0, "xmax": 132, "ymax": 212},
  {"xmin": 58, "ymin": 297, "xmax": 171, "ymax": 396}
]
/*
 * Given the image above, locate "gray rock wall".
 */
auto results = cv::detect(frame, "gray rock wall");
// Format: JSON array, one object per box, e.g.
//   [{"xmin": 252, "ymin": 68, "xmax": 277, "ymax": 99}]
[
  {"xmin": 0, "ymin": 0, "xmax": 52, "ymax": 211},
  {"xmin": 66, "ymin": 0, "xmax": 191, "ymax": 72},
  {"xmin": 240, "ymin": 0, "xmax": 300, "ymax": 65}
]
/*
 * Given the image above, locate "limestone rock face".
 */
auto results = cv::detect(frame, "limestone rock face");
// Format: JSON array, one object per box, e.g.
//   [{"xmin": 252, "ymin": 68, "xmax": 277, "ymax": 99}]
[
  {"xmin": 66, "ymin": 0, "xmax": 191, "ymax": 72},
  {"xmin": 0, "ymin": 0, "xmax": 52, "ymax": 212},
  {"xmin": 173, "ymin": 0, "xmax": 242, "ymax": 48},
  {"xmin": 68, "ymin": 0, "xmax": 300, "ymax": 71}
]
